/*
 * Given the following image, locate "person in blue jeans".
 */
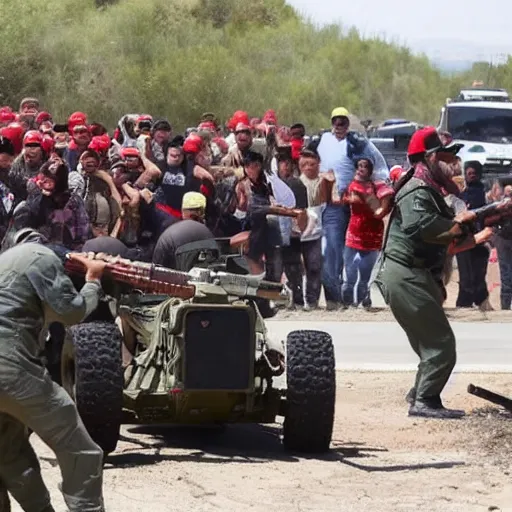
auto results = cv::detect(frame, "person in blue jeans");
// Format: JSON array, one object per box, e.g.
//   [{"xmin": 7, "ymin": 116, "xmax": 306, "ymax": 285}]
[
  {"xmin": 321, "ymin": 202, "xmax": 350, "ymax": 308},
  {"xmin": 317, "ymin": 107, "xmax": 388, "ymax": 310},
  {"xmin": 340, "ymin": 158, "xmax": 394, "ymax": 309},
  {"xmin": 343, "ymin": 247, "xmax": 380, "ymax": 308}
]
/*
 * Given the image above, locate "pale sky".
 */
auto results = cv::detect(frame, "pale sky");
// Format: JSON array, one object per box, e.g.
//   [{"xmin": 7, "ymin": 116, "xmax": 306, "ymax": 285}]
[{"xmin": 287, "ymin": 0, "xmax": 512, "ymax": 62}]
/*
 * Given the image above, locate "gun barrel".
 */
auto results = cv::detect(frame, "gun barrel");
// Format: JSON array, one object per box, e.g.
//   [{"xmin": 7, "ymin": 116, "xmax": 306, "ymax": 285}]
[
  {"xmin": 211, "ymin": 272, "xmax": 290, "ymax": 303},
  {"xmin": 149, "ymin": 265, "xmax": 190, "ymax": 286},
  {"xmin": 64, "ymin": 258, "xmax": 195, "ymax": 299},
  {"xmin": 467, "ymin": 384, "xmax": 512, "ymax": 412},
  {"xmin": 472, "ymin": 198, "xmax": 512, "ymax": 219}
]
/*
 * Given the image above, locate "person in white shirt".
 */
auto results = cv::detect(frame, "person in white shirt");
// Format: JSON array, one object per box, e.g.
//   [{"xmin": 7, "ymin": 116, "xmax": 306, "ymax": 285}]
[{"xmin": 317, "ymin": 106, "xmax": 388, "ymax": 310}]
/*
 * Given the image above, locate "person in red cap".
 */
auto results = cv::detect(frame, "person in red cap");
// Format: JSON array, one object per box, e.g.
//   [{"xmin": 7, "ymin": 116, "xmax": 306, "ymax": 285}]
[
  {"xmin": 8, "ymin": 130, "xmax": 48, "ymax": 200},
  {"xmin": 12, "ymin": 156, "xmax": 91, "ymax": 251},
  {"xmin": 221, "ymin": 122, "xmax": 254, "ymax": 169},
  {"xmin": 72, "ymin": 150, "xmax": 121, "ymax": 239},
  {"xmin": 64, "ymin": 113, "xmax": 92, "ymax": 171},
  {"xmin": 118, "ymin": 146, "xmax": 162, "ymax": 190},
  {"xmin": 67, "ymin": 111, "xmax": 87, "ymax": 132},
  {"xmin": 0, "ymin": 108, "xmax": 16, "ymax": 128},
  {"xmin": 225, "ymin": 110, "xmax": 250, "ymax": 149},
  {"xmin": 197, "ymin": 120, "xmax": 227, "ymax": 165},
  {"xmin": 182, "ymin": 133, "xmax": 216, "ymax": 195},
  {"xmin": 36, "ymin": 111, "xmax": 53, "ymax": 134},
  {"xmin": 262, "ymin": 109, "xmax": 277, "ymax": 126},
  {"xmin": 374, "ymin": 126, "xmax": 494, "ymax": 419},
  {"xmin": 286, "ymin": 123, "xmax": 306, "ymax": 174},
  {"xmin": 389, "ymin": 165, "xmax": 406, "ymax": 183},
  {"xmin": 0, "ymin": 122, "xmax": 24, "ymax": 156},
  {"xmin": 88, "ymin": 134, "xmax": 112, "ymax": 169}
]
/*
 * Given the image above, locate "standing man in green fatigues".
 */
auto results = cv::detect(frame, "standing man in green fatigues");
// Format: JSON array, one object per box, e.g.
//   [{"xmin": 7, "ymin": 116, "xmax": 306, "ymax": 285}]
[
  {"xmin": 375, "ymin": 127, "xmax": 493, "ymax": 419},
  {"xmin": 0, "ymin": 228, "xmax": 107, "ymax": 511}
]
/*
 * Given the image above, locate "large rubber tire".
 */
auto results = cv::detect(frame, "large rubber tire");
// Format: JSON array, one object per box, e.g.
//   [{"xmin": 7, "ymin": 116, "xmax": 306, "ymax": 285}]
[
  {"xmin": 283, "ymin": 330, "xmax": 336, "ymax": 453},
  {"xmin": 61, "ymin": 321, "xmax": 124, "ymax": 456}
]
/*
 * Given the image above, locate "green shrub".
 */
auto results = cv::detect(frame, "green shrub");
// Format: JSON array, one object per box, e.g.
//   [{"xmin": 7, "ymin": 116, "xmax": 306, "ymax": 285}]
[{"xmin": 0, "ymin": 0, "xmax": 500, "ymax": 132}]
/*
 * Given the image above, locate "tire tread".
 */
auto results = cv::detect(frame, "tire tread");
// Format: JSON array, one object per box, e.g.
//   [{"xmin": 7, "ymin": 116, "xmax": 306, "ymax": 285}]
[
  {"xmin": 283, "ymin": 329, "xmax": 336, "ymax": 453},
  {"xmin": 68, "ymin": 321, "xmax": 123, "ymax": 455}
]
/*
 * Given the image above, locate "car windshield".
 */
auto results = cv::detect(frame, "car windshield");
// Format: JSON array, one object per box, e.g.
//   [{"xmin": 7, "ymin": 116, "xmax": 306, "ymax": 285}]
[{"xmin": 447, "ymin": 106, "xmax": 512, "ymax": 144}]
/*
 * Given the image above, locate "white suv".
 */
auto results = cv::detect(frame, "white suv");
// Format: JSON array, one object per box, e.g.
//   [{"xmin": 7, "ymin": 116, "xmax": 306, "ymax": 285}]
[{"xmin": 438, "ymin": 89, "xmax": 512, "ymax": 184}]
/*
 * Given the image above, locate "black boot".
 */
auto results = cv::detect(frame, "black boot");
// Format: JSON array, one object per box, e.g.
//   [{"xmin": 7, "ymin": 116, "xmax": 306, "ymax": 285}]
[
  {"xmin": 405, "ymin": 387, "xmax": 416, "ymax": 405},
  {"xmin": 409, "ymin": 397, "xmax": 465, "ymax": 419}
]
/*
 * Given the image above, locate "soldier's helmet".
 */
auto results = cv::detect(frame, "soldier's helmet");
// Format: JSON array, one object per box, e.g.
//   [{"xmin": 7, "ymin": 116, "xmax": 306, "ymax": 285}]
[{"xmin": 13, "ymin": 227, "xmax": 48, "ymax": 245}]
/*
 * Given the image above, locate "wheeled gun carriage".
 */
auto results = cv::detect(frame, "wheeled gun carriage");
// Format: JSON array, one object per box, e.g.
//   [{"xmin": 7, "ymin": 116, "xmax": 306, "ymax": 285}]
[{"xmin": 56, "ymin": 253, "xmax": 336, "ymax": 458}]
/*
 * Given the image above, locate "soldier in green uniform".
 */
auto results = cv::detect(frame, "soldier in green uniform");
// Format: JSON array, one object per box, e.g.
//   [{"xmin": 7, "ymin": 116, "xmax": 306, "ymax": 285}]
[
  {"xmin": 0, "ymin": 228, "xmax": 107, "ymax": 511},
  {"xmin": 375, "ymin": 127, "xmax": 493, "ymax": 419}
]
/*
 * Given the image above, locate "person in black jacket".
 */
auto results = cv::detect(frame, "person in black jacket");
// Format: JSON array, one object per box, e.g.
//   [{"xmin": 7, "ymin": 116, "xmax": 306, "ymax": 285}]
[
  {"xmin": 276, "ymin": 147, "xmax": 308, "ymax": 307},
  {"xmin": 152, "ymin": 191, "xmax": 218, "ymax": 271},
  {"xmin": 238, "ymin": 150, "xmax": 283, "ymax": 280},
  {"xmin": 456, "ymin": 161, "xmax": 492, "ymax": 310},
  {"xmin": 493, "ymin": 184, "xmax": 512, "ymax": 309},
  {"xmin": 0, "ymin": 137, "xmax": 17, "ymax": 245}
]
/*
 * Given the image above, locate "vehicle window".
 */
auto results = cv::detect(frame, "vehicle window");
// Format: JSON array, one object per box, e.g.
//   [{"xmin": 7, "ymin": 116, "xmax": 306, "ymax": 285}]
[{"xmin": 448, "ymin": 107, "xmax": 512, "ymax": 144}]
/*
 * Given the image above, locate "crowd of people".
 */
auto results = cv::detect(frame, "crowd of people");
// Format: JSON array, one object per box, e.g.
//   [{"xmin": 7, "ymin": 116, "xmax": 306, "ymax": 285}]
[
  {"xmin": 3, "ymin": 97, "xmax": 512, "ymax": 511},
  {"xmin": 0, "ymin": 97, "xmax": 511, "ymax": 312}
]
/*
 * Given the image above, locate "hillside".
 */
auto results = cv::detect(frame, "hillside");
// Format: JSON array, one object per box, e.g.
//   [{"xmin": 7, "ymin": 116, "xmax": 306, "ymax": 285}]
[{"xmin": 0, "ymin": 0, "xmax": 486, "ymax": 131}]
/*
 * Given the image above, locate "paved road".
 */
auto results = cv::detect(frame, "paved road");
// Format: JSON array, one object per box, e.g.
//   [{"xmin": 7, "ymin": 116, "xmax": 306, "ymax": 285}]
[{"xmin": 267, "ymin": 321, "xmax": 512, "ymax": 372}]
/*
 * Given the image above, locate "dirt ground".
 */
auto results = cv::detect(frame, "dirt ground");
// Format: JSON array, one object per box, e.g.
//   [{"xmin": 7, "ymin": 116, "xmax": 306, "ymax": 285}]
[
  {"xmin": 277, "ymin": 251, "xmax": 512, "ymax": 322},
  {"xmin": 12, "ymin": 372, "xmax": 512, "ymax": 512}
]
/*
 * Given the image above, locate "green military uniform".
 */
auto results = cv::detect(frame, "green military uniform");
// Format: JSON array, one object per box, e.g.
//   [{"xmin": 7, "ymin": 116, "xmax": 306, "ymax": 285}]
[
  {"xmin": 0, "ymin": 242, "xmax": 105, "ymax": 511},
  {"xmin": 375, "ymin": 176, "xmax": 461, "ymax": 412}
]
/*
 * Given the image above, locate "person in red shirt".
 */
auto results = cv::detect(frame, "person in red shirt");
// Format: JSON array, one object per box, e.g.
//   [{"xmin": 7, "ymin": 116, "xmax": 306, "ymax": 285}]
[{"xmin": 342, "ymin": 158, "xmax": 394, "ymax": 309}]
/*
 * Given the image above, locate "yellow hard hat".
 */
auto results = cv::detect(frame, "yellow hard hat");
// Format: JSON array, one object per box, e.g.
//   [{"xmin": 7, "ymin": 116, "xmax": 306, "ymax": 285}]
[
  {"xmin": 182, "ymin": 191, "xmax": 206, "ymax": 210},
  {"xmin": 331, "ymin": 107, "xmax": 350, "ymax": 119}
]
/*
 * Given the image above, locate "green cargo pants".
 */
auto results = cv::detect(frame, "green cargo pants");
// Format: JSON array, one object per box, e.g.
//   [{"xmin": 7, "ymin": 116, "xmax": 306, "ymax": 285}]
[
  {"xmin": 378, "ymin": 258, "xmax": 457, "ymax": 400},
  {"xmin": 0, "ymin": 355, "xmax": 104, "ymax": 512}
]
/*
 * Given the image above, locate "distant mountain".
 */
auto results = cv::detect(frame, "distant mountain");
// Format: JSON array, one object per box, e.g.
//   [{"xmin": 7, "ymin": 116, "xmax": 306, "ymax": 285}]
[
  {"xmin": 410, "ymin": 37, "xmax": 510, "ymax": 71},
  {"xmin": 432, "ymin": 59, "xmax": 474, "ymax": 74}
]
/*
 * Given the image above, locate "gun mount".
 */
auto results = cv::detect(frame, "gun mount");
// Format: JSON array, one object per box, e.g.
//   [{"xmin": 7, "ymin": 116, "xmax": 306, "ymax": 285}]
[{"xmin": 55, "ymin": 251, "xmax": 335, "ymax": 461}]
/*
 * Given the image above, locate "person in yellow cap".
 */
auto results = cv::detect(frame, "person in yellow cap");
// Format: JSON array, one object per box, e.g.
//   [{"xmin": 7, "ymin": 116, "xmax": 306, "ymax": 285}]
[
  {"xmin": 181, "ymin": 191, "xmax": 207, "ymax": 213},
  {"xmin": 317, "ymin": 106, "xmax": 389, "ymax": 310},
  {"xmin": 330, "ymin": 107, "xmax": 350, "ymax": 120},
  {"xmin": 152, "ymin": 191, "xmax": 219, "ymax": 271}
]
